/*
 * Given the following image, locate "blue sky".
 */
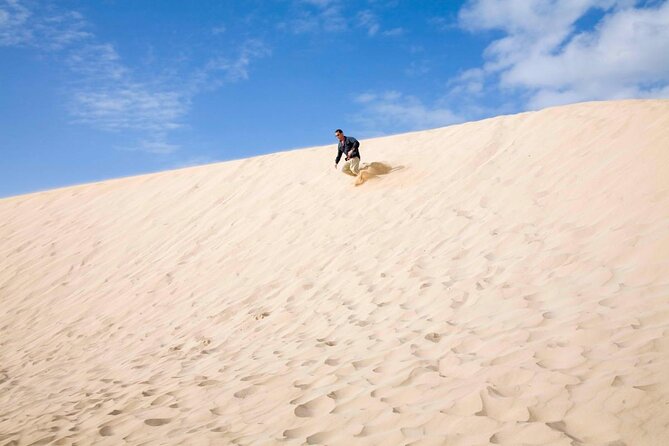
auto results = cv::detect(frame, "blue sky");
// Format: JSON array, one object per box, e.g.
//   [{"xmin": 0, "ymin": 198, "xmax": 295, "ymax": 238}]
[{"xmin": 2, "ymin": 0, "xmax": 668, "ymax": 198}]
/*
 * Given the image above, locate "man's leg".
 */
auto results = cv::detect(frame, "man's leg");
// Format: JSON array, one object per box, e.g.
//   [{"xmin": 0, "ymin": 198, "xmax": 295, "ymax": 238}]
[
  {"xmin": 341, "ymin": 160, "xmax": 355, "ymax": 176},
  {"xmin": 350, "ymin": 157, "xmax": 360, "ymax": 175}
]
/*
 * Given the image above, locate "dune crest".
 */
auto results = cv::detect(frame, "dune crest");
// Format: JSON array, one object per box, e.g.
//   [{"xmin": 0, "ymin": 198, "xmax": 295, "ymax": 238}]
[{"xmin": 1, "ymin": 100, "xmax": 669, "ymax": 445}]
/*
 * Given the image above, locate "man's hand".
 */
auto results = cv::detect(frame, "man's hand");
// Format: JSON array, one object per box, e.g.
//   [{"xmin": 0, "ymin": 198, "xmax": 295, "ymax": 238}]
[{"xmin": 334, "ymin": 163, "xmax": 338, "ymax": 169}]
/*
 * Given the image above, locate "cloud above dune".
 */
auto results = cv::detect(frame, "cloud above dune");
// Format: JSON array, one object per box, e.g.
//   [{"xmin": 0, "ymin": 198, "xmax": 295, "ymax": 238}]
[
  {"xmin": 350, "ymin": 0, "xmax": 669, "ymax": 135},
  {"xmin": 351, "ymin": 91, "xmax": 462, "ymax": 136},
  {"xmin": 454, "ymin": 0, "xmax": 669, "ymax": 109}
]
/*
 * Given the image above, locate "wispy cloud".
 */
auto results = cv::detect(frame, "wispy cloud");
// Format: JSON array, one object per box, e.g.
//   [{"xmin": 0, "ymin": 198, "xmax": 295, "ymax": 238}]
[
  {"xmin": 115, "ymin": 139, "xmax": 182, "ymax": 155},
  {"xmin": 447, "ymin": 68, "xmax": 486, "ymax": 96},
  {"xmin": 405, "ymin": 59, "xmax": 430, "ymax": 77},
  {"xmin": 278, "ymin": 0, "xmax": 346, "ymax": 34},
  {"xmin": 69, "ymin": 85, "xmax": 186, "ymax": 133},
  {"xmin": 428, "ymin": 15, "xmax": 458, "ymax": 32},
  {"xmin": 191, "ymin": 39, "xmax": 271, "ymax": 90},
  {"xmin": 382, "ymin": 27, "xmax": 404, "ymax": 36},
  {"xmin": 0, "ymin": 0, "xmax": 269, "ymax": 154},
  {"xmin": 280, "ymin": 0, "xmax": 403, "ymax": 37},
  {"xmin": 351, "ymin": 91, "xmax": 462, "ymax": 136},
  {"xmin": 357, "ymin": 10, "xmax": 380, "ymax": 36},
  {"xmin": 61, "ymin": 41, "xmax": 190, "ymax": 154},
  {"xmin": 356, "ymin": 9, "xmax": 404, "ymax": 37},
  {"xmin": 454, "ymin": 0, "xmax": 669, "ymax": 109},
  {"xmin": 0, "ymin": 0, "xmax": 35, "ymax": 46},
  {"xmin": 66, "ymin": 43, "xmax": 127, "ymax": 81},
  {"xmin": 0, "ymin": 0, "xmax": 90, "ymax": 49}
]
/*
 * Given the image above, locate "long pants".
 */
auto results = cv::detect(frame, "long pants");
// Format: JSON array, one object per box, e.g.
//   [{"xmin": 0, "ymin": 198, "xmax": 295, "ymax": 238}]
[{"xmin": 342, "ymin": 157, "xmax": 360, "ymax": 176}]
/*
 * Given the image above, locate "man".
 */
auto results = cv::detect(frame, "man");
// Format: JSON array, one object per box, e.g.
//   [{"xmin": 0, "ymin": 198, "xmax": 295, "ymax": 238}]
[{"xmin": 334, "ymin": 129, "xmax": 361, "ymax": 176}]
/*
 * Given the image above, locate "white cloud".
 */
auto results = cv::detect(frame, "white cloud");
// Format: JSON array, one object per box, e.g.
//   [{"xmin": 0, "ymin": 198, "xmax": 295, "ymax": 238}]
[
  {"xmin": 279, "ymin": 0, "xmax": 346, "ymax": 34},
  {"xmin": 455, "ymin": 0, "xmax": 669, "ymax": 109},
  {"xmin": 37, "ymin": 10, "xmax": 91, "ymax": 50},
  {"xmin": 66, "ymin": 43, "xmax": 127, "ymax": 81},
  {"xmin": 0, "ymin": 0, "xmax": 32, "ymax": 46},
  {"xmin": 116, "ymin": 139, "xmax": 181, "ymax": 155},
  {"xmin": 351, "ymin": 91, "xmax": 462, "ymax": 135},
  {"xmin": 459, "ymin": 0, "xmax": 624, "ymax": 34},
  {"xmin": 447, "ymin": 68, "xmax": 486, "ymax": 95},
  {"xmin": 193, "ymin": 39, "xmax": 270, "ymax": 88},
  {"xmin": 356, "ymin": 9, "xmax": 403, "ymax": 37},
  {"xmin": 357, "ymin": 10, "xmax": 380, "ymax": 36},
  {"xmin": 0, "ymin": 0, "xmax": 90, "ymax": 49},
  {"xmin": 2, "ymin": 1, "xmax": 268, "ymax": 154},
  {"xmin": 281, "ymin": 1, "xmax": 402, "ymax": 37},
  {"xmin": 382, "ymin": 27, "xmax": 404, "ymax": 36},
  {"xmin": 69, "ymin": 86, "xmax": 186, "ymax": 134}
]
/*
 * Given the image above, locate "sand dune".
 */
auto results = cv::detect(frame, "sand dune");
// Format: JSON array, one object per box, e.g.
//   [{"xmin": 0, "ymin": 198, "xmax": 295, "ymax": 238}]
[{"xmin": 1, "ymin": 99, "xmax": 668, "ymax": 445}]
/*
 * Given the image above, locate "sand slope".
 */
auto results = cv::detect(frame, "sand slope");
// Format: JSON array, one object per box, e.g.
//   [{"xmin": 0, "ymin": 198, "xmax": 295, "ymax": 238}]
[{"xmin": 1, "ymin": 99, "xmax": 668, "ymax": 445}]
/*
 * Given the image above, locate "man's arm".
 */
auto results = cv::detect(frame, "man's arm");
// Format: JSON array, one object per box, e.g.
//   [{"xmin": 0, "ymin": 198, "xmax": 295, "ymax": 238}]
[
  {"xmin": 347, "ymin": 137, "xmax": 360, "ymax": 158},
  {"xmin": 335, "ymin": 147, "xmax": 342, "ymax": 165}
]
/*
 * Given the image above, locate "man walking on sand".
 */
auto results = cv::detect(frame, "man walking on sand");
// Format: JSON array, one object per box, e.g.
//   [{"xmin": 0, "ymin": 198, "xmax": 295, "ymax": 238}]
[{"xmin": 334, "ymin": 129, "xmax": 361, "ymax": 176}]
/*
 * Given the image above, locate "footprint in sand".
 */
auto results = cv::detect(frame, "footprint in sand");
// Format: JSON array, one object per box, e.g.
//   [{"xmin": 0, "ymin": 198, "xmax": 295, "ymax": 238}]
[
  {"xmin": 197, "ymin": 337, "xmax": 212, "ymax": 346},
  {"xmin": 144, "ymin": 418, "xmax": 171, "ymax": 426},
  {"xmin": 240, "ymin": 373, "xmax": 264, "ymax": 382},
  {"xmin": 254, "ymin": 311, "xmax": 270, "ymax": 320},
  {"xmin": 352, "ymin": 357, "xmax": 378, "ymax": 369},
  {"xmin": 233, "ymin": 386, "xmax": 257, "ymax": 398},
  {"xmin": 283, "ymin": 426, "xmax": 312, "ymax": 440},
  {"xmin": 425, "ymin": 332, "xmax": 441, "ymax": 343},
  {"xmin": 305, "ymin": 431, "xmax": 337, "ymax": 445},
  {"xmin": 325, "ymin": 357, "xmax": 339, "ymax": 366},
  {"xmin": 99, "ymin": 425, "xmax": 114, "ymax": 436},
  {"xmin": 150, "ymin": 394, "xmax": 174, "ymax": 405},
  {"xmin": 294, "ymin": 395, "xmax": 335, "ymax": 417}
]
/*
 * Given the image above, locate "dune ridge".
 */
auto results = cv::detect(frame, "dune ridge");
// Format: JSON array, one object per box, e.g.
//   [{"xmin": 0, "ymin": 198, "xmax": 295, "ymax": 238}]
[{"xmin": 1, "ymin": 99, "xmax": 668, "ymax": 445}]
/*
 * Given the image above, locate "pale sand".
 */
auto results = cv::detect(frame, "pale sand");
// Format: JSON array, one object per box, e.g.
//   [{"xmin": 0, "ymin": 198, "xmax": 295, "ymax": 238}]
[{"xmin": 1, "ymin": 99, "xmax": 668, "ymax": 445}]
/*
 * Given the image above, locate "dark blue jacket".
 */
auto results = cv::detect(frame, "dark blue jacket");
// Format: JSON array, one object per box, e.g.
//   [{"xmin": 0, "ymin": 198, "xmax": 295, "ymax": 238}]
[{"xmin": 336, "ymin": 136, "xmax": 360, "ymax": 164}]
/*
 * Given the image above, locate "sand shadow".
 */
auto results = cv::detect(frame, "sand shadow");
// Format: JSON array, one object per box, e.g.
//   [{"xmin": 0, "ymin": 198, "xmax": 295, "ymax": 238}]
[{"xmin": 354, "ymin": 162, "xmax": 404, "ymax": 186}]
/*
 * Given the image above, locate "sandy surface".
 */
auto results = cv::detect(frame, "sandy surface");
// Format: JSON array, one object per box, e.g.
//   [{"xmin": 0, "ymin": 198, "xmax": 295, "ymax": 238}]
[{"xmin": 1, "ymin": 99, "xmax": 668, "ymax": 445}]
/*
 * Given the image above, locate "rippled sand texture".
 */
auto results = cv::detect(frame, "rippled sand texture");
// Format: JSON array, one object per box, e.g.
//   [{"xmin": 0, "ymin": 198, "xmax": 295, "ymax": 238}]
[{"xmin": 1, "ymin": 100, "xmax": 668, "ymax": 445}]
